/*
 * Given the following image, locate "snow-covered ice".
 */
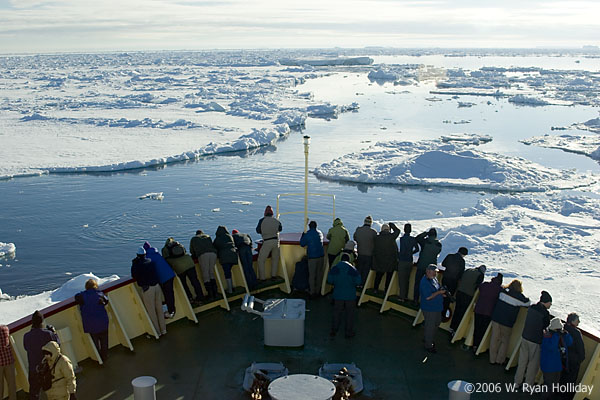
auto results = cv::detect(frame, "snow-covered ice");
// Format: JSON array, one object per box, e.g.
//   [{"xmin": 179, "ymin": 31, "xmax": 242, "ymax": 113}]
[
  {"xmin": 0, "ymin": 273, "xmax": 120, "ymax": 325},
  {"xmin": 385, "ymin": 193, "xmax": 600, "ymax": 336},
  {"xmin": 314, "ymin": 140, "xmax": 598, "ymax": 192},
  {"xmin": 521, "ymin": 135, "xmax": 600, "ymax": 161},
  {"xmin": 0, "ymin": 242, "xmax": 16, "ymax": 257},
  {"xmin": 139, "ymin": 192, "xmax": 165, "ymax": 201},
  {"xmin": 441, "ymin": 134, "xmax": 492, "ymax": 145}
]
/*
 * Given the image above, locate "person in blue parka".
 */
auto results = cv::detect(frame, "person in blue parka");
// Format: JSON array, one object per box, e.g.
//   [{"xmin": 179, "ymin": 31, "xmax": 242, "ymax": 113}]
[
  {"xmin": 541, "ymin": 317, "xmax": 573, "ymax": 399},
  {"xmin": 327, "ymin": 253, "xmax": 361, "ymax": 338},
  {"xmin": 300, "ymin": 220, "xmax": 325, "ymax": 297},
  {"xmin": 420, "ymin": 264, "xmax": 447, "ymax": 353},
  {"xmin": 75, "ymin": 279, "xmax": 109, "ymax": 362},
  {"xmin": 144, "ymin": 241, "xmax": 176, "ymax": 318}
]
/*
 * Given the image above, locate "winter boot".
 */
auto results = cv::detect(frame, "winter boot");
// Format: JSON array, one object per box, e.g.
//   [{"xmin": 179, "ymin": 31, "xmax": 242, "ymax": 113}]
[
  {"xmin": 209, "ymin": 279, "xmax": 218, "ymax": 299},
  {"xmin": 203, "ymin": 282, "xmax": 212, "ymax": 299},
  {"xmin": 226, "ymin": 278, "xmax": 233, "ymax": 294}
]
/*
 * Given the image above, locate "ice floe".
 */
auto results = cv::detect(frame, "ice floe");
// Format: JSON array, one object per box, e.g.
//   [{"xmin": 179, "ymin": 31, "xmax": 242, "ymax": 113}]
[
  {"xmin": 393, "ymin": 193, "xmax": 600, "ymax": 335},
  {"xmin": 440, "ymin": 134, "xmax": 492, "ymax": 145},
  {"xmin": 139, "ymin": 192, "xmax": 165, "ymax": 201},
  {"xmin": 552, "ymin": 115, "xmax": 600, "ymax": 134},
  {"xmin": 0, "ymin": 273, "xmax": 120, "ymax": 325},
  {"xmin": 0, "ymin": 242, "xmax": 16, "ymax": 257},
  {"xmin": 314, "ymin": 140, "xmax": 598, "ymax": 192},
  {"xmin": 521, "ymin": 135, "xmax": 600, "ymax": 161}
]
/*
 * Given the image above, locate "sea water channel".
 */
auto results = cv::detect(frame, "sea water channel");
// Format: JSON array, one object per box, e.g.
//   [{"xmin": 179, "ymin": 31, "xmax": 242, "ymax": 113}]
[{"xmin": 1, "ymin": 54, "xmax": 599, "ymax": 297}]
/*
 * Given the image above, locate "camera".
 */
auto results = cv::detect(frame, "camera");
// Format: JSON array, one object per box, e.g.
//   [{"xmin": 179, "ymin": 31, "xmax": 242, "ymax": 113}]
[{"xmin": 440, "ymin": 286, "xmax": 456, "ymax": 303}]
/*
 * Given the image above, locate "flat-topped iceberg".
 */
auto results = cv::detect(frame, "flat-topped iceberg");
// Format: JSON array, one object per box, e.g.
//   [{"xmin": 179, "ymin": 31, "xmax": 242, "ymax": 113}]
[
  {"xmin": 314, "ymin": 140, "xmax": 598, "ymax": 192},
  {"xmin": 521, "ymin": 134, "xmax": 600, "ymax": 161}
]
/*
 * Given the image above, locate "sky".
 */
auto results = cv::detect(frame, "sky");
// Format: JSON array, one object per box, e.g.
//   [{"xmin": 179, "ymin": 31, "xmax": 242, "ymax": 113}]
[{"xmin": 0, "ymin": 0, "xmax": 599, "ymax": 53}]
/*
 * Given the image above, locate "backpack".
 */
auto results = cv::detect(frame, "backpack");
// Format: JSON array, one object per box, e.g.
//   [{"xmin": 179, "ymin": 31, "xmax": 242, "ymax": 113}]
[
  {"xmin": 168, "ymin": 240, "xmax": 185, "ymax": 258},
  {"xmin": 37, "ymin": 354, "xmax": 62, "ymax": 391}
]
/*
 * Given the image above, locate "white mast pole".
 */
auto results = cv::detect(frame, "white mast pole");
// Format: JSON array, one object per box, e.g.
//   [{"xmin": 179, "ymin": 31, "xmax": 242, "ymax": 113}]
[{"xmin": 303, "ymin": 135, "xmax": 311, "ymax": 232}]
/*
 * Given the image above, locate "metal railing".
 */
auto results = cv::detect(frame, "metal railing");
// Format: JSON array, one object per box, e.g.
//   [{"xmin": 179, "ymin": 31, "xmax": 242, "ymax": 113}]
[{"xmin": 276, "ymin": 193, "xmax": 336, "ymax": 231}]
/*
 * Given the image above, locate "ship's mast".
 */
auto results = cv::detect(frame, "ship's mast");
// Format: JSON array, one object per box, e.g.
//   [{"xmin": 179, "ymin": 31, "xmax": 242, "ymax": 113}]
[{"xmin": 303, "ymin": 135, "xmax": 310, "ymax": 233}]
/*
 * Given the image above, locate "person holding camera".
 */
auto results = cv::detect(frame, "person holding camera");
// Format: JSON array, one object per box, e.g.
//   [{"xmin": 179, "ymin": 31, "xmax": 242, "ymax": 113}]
[
  {"xmin": 541, "ymin": 318, "xmax": 573, "ymax": 399},
  {"xmin": 413, "ymin": 228, "xmax": 442, "ymax": 305},
  {"xmin": 420, "ymin": 264, "xmax": 447, "ymax": 353},
  {"xmin": 23, "ymin": 310, "xmax": 60, "ymax": 399}
]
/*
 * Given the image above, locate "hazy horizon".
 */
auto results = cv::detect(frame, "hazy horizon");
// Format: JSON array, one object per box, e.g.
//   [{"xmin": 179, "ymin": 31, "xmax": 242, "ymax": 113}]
[{"xmin": 1, "ymin": 0, "xmax": 599, "ymax": 54}]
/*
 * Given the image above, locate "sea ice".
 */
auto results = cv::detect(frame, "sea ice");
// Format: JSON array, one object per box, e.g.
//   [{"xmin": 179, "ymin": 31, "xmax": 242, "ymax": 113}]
[
  {"xmin": 314, "ymin": 140, "xmax": 598, "ymax": 192},
  {"xmin": 521, "ymin": 135, "xmax": 600, "ymax": 161},
  {"xmin": 0, "ymin": 273, "xmax": 120, "ymax": 325},
  {"xmin": 0, "ymin": 242, "xmax": 16, "ymax": 257},
  {"xmin": 440, "ymin": 134, "xmax": 492, "ymax": 145},
  {"xmin": 139, "ymin": 192, "xmax": 165, "ymax": 201}
]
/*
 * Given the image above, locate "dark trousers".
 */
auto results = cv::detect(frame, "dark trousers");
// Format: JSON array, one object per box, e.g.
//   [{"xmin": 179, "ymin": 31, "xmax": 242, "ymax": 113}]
[
  {"xmin": 327, "ymin": 253, "xmax": 338, "ymax": 268},
  {"xmin": 332, "ymin": 299, "xmax": 356, "ymax": 336},
  {"xmin": 473, "ymin": 313, "xmax": 491, "ymax": 348},
  {"xmin": 450, "ymin": 291, "xmax": 473, "ymax": 331},
  {"xmin": 221, "ymin": 263, "xmax": 234, "ymax": 279},
  {"xmin": 373, "ymin": 271, "xmax": 392, "ymax": 293},
  {"xmin": 397, "ymin": 261, "xmax": 413, "ymax": 299},
  {"xmin": 559, "ymin": 362, "xmax": 581, "ymax": 400},
  {"xmin": 28, "ymin": 370, "xmax": 41, "ymax": 400},
  {"xmin": 442, "ymin": 277, "xmax": 458, "ymax": 295},
  {"xmin": 542, "ymin": 371, "xmax": 561, "ymax": 400},
  {"xmin": 356, "ymin": 255, "xmax": 372, "ymax": 286},
  {"xmin": 91, "ymin": 330, "xmax": 109, "ymax": 362},
  {"xmin": 423, "ymin": 310, "xmax": 442, "ymax": 349},
  {"xmin": 238, "ymin": 247, "xmax": 257, "ymax": 289},
  {"xmin": 413, "ymin": 267, "xmax": 425, "ymax": 302},
  {"xmin": 160, "ymin": 277, "xmax": 176, "ymax": 314},
  {"xmin": 179, "ymin": 268, "xmax": 204, "ymax": 300}
]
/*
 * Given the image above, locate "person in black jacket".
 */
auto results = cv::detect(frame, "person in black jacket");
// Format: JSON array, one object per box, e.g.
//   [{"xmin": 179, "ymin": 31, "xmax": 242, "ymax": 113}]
[
  {"xmin": 559, "ymin": 313, "xmax": 586, "ymax": 399},
  {"xmin": 232, "ymin": 229, "xmax": 257, "ymax": 290},
  {"xmin": 441, "ymin": 247, "xmax": 467, "ymax": 295},
  {"xmin": 514, "ymin": 290, "xmax": 552, "ymax": 388},
  {"xmin": 23, "ymin": 311, "xmax": 60, "ymax": 400},
  {"xmin": 489, "ymin": 279, "xmax": 530, "ymax": 365}
]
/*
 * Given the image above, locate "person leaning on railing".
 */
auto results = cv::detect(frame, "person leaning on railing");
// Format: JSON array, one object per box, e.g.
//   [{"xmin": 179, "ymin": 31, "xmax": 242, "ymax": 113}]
[
  {"xmin": 0, "ymin": 324, "xmax": 17, "ymax": 400},
  {"xmin": 74, "ymin": 279, "xmax": 109, "ymax": 362}
]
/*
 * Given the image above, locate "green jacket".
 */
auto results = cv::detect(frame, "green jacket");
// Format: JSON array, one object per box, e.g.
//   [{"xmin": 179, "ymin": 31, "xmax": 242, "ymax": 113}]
[
  {"xmin": 213, "ymin": 226, "xmax": 238, "ymax": 265},
  {"xmin": 161, "ymin": 238, "xmax": 195, "ymax": 275},
  {"xmin": 189, "ymin": 232, "xmax": 216, "ymax": 258},
  {"xmin": 326, "ymin": 218, "xmax": 350, "ymax": 256}
]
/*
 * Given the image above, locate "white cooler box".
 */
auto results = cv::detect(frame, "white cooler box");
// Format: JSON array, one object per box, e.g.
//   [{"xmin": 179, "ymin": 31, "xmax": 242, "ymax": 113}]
[{"xmin": 263, "ymin": 299, "xmax": 305, "ymax": 347}]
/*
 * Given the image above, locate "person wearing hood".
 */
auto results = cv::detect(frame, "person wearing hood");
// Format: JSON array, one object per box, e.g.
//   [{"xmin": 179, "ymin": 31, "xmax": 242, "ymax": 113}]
[
  {"xmin": 560, "ymin": 313, "xmax": 586, "ymax": 399},
  {"xmin": 353, "ymin": 215, "xmax": 377, "ymax": 286},
  {"xmin": 397, "ymin": 223, "xmax": 419, "ymax": 301},
  {"xmin": 189, "ymin": 230, "xmax": 218, "ymax": 300},
  {"xmin": 332, "ymin": 240, "xmax": 357, "ymax": 267},
  {"xmin": 449, "ymin": 265, "xmax": 486, "ymax": 334},
  {"xmin": 161, "ymin": 238, "xmax": 205, "ymax": 305},
  {"xmin": 232, "ymin": 229, "xmax": 258, "ymax": 290},
  {"xmin": 213, "ymin": 226, "xmax": 238, "ymax": 294},
  {"xmin": 327, "ymin": 253, "xmax": 361, "ymax": 339},
  {"xmin": 74, "ymin": 279, "xmax": 109, "ymax": 362},
  {"xmin": 413, "ymin": 228, "xmax": 442, "ymax": 304},
  {"xmin": 472, "ymin": 273, "xmax": 503, "ymax": 350},
  {"xmin": 541, "ymin": 318, "xmax": 573, "ymax": 399},
  {"xmin": 372, "ymin": 222, "xmax": 400, "ymax": 294},
  {"xmin": 489, "ymin": 279, "xmax": 530, "ymax": 365},
  {"xmin": 143, "ymin": 241, "xmax": 176, "ymax": 318},
  {"xmin": 23, "ymin": 310, "xmax": 59, "ymax": 400},
  {"xmin": 300, "ymin": 220, "xmax": 325, "ymax": 297},
  {"xmin": 131, "ymin": 247, "xmax": 166, "ymax": 336},
  {"xmin": 0, "ymin": 324, "xmax": 17, "ymax": 400},
  {"xmin": 326, "ymin": 218, "xmax": 350, "ymax": 268},
  {"xmin": 40, "ymin": 341, "xmax": 76, "ymax": 400},
  {"xmin": 256, "ymin": 205, "xmax": 282, "ymax": 280},
  {"xmin": 514, "ymin": 290, "xmax": 552, "ymax": 388}
]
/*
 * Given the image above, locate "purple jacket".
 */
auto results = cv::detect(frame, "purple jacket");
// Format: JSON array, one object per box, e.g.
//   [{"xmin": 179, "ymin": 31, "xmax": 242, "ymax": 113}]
[{"xmin": 474, "ymin": 276, "xmax": 503, "ymax": 316}]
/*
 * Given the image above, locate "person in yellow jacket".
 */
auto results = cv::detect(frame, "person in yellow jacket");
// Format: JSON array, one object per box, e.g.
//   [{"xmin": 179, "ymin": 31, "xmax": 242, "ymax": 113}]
[{"xmin": 40, "ymin": 341, "xmax": 76, "ymax": 400}]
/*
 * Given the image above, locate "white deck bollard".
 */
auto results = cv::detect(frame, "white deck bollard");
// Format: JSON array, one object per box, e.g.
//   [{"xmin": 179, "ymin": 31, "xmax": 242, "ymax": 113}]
[
  {"xmin": 447, "ymin": 380, "xmax": 472, "ymax": 400},
  {"xmin": 132, "ymin": 376, "xmax": 157, "ymax": 400}
]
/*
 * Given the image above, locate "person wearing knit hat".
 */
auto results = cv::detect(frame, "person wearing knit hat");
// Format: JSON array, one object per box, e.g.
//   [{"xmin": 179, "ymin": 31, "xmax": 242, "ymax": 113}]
[
  {"xmin": 23, "ymin": 310, "xmax": 60, "ymax": 399},
  {"xmin": 326, "ymin": 218, "xmax": 350, "ymax": 268},
  {"xmin": 514, "ymin": 290, "xmax": 552, "ymax": 388},
  {"xmin": 353, "ymin": 215, "xmax": 377, "ymax": 286},
  {"xmin": 300, "ymin": 220, "xmax": 325, "ymax": 297},
  {"xmin": 256, "ymin": 205, "xmax": 283, "ymax": 280},
  {"xmin": 541, "ymin": 317, "xmax": 573, "ymax": 398}
]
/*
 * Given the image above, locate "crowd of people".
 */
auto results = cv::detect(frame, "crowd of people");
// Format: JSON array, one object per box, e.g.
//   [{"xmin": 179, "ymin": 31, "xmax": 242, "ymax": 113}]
[{"xmin": 0, "ymin": 207, "xmax": 589, "ymax": 399}]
